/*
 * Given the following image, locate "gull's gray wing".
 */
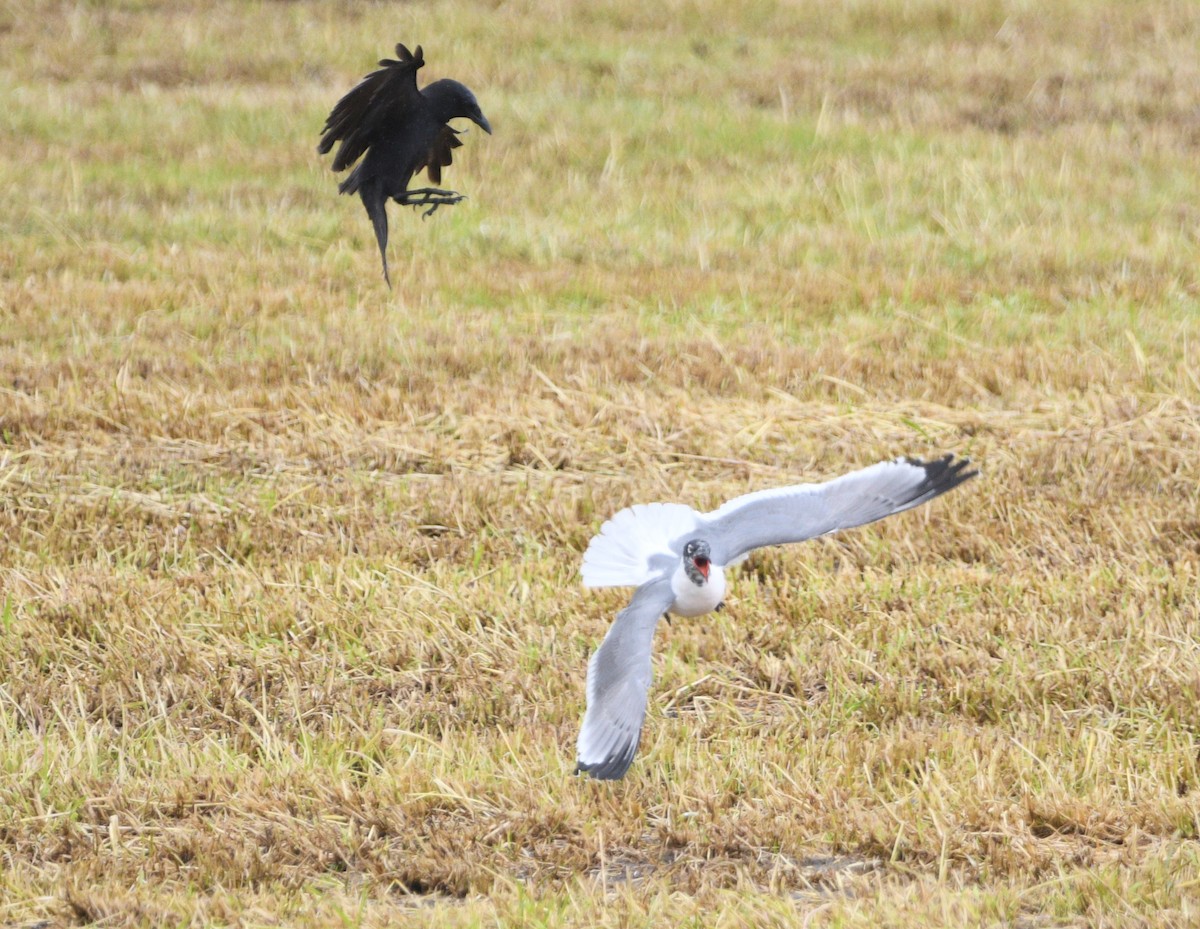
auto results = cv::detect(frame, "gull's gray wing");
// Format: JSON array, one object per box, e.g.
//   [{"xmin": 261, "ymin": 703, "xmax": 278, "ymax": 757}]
[
  {"xmin": 699, "ymin": 455, "xmax": 976, "ymax": 566},
  {"xmin": 576, "ymin": 576, "xmax": 677, "ymax": 780}
]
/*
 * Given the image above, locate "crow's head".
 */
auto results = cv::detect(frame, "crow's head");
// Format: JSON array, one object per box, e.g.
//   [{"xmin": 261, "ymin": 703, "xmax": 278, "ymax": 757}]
[{"xmin": 422, "ymin": 79, "xmax": 492, "ymax": 134}]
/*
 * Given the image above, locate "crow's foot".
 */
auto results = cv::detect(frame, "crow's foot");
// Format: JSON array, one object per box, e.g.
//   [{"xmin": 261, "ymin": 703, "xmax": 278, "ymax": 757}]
[{"xmin": 396, "ymin": 188, "xmax": 466, "ymax": 219}]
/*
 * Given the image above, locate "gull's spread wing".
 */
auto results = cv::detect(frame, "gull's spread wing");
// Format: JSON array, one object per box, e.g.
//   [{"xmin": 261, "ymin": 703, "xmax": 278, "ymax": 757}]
[
  {"xmin": 699, "ymin": 455, "xmax": 976, "ymax": 566},
  {"xmin": 576, "ymin": 577, "xmax": 676, "ymax": 780}
]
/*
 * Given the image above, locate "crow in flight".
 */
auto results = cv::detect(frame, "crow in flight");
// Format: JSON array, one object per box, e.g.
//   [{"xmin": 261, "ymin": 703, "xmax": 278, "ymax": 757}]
[{"xmin": 318, "ymin": 43, "xmax": 491, "ymax": 285}]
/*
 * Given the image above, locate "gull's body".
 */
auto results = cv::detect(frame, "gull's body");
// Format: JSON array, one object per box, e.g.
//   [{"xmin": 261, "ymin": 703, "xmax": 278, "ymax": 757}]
[{"xmin": 575, "ymin": 454, "xmax": 977, "ymax": 780}]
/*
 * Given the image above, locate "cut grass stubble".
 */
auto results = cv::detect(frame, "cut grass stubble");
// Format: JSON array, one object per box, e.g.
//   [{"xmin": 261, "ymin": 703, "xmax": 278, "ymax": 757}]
[{"xmin": 3, "ymin": 0, "xmax": 1200, "ymax": 926}]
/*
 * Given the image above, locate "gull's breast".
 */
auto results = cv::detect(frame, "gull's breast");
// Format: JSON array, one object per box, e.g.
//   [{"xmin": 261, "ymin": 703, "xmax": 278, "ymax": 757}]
[{"xmin": 670, "ymin": 565, "xmax": 727, "ymax": 617}]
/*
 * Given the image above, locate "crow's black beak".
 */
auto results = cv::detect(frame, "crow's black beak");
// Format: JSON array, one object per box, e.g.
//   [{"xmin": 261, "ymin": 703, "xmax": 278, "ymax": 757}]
[{"xmin": 474, "ymin": 113, "xmax": 493, "ymax": 135}]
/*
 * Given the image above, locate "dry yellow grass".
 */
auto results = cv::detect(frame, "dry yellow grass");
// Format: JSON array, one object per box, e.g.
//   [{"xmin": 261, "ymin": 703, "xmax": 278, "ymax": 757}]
[{"xmin": 2, "ymin": 0, "xmax": 1200, "ymax": 926}]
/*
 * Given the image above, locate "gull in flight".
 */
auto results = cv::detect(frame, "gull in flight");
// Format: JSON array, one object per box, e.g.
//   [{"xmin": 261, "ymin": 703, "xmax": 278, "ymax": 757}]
[{"xmin": 575, "ymin": 454, "xmax": 977, "ymax": 780}]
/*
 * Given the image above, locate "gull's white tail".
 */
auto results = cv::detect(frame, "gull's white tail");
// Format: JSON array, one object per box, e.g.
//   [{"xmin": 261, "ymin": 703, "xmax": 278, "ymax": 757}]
[{"xmin": 581, "ymin": 502, "xmax": 699, "ymax": 588}]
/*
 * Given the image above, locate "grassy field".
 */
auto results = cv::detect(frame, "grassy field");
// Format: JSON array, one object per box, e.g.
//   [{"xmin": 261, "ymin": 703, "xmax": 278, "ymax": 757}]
[{"xmin": 2, "ymin": 0, "xmax": 1200, "ymax": 925}]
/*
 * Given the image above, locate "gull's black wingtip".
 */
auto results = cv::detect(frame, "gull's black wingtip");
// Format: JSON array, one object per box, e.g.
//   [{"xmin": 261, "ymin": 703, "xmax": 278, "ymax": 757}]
[
  {"xmin": 905, "ymin": 453, "xmax": 979, "ymax": 497},
  {"xmin": 575, "ymin": 760, "xmax": 631, "ymax": 781},
  {"xmin": 574, "ymin": 741, "xmax": 639, "ymax": 781}
]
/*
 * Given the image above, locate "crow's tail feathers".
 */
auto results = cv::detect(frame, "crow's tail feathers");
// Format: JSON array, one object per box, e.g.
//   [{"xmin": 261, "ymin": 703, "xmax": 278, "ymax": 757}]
[{"xmin": 360, "ymin": 184, "xmax": 391, "ymax": 287}]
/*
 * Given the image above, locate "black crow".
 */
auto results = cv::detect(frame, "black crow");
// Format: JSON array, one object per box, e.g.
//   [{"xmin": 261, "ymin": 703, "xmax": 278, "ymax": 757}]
[{"xmin": 318, "ymin": 43, "xmax": 491, "ymax": 285}]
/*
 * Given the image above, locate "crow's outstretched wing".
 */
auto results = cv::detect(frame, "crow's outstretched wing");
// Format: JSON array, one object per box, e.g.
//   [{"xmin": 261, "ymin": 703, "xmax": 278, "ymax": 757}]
[
  {"xmin": 318, "ymin": 43, "xmax": 425, "ymax": 172},
  {"xmin": 417, "ymin": 126, "xmax": 463, "ymax": 185}
]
